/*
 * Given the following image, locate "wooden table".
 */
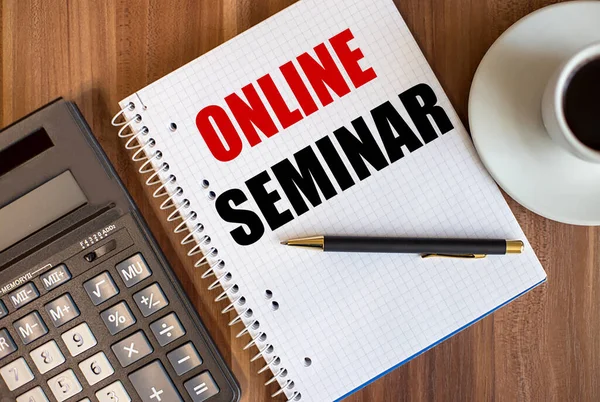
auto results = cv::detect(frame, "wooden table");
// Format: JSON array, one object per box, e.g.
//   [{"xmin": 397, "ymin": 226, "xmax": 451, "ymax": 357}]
[{"xmin": 2, "ymin": 0, "xmax": 598, "ymax": 401}]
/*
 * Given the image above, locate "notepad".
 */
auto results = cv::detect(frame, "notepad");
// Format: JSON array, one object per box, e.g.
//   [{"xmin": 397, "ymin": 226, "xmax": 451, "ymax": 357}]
[{"xmin": 115, "ymin": 0, "xmax": 547, "ymax": 400}]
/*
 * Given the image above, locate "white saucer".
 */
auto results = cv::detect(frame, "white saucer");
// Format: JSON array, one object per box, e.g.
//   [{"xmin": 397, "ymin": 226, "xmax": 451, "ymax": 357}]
[{"xmin": 469, "ymin": 1, "xmax": 600, "ymax": 226}]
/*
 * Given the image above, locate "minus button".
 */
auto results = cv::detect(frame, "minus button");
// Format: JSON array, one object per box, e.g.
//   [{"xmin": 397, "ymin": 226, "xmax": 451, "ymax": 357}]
[{"xmin": 167, "ymin": 342, "xmax": 202, "ymax": 376}]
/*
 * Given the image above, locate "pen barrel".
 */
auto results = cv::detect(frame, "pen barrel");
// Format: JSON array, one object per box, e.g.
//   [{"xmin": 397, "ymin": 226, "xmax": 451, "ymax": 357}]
[{"xmin": 323, "ymin": 237, "xmax": 509, "ymax": 255}]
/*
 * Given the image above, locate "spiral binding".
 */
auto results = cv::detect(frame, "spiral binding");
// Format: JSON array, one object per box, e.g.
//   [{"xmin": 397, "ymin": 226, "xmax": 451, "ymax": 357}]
[{"xmin": 112, "ymin": 101, "xmax": 301, "ymax": 401}]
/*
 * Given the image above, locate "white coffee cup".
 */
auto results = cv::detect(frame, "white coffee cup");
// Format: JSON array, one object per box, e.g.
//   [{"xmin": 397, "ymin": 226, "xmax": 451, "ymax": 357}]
[{"xmin": 542, "ymin": 41, "xmax": 600, "ymax": 163}]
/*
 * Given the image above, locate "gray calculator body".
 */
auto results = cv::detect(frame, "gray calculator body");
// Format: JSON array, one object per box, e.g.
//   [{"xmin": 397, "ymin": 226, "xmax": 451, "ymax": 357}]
[{"xmin": 0, "ymin": 99, "xmax": 240, "ymax": 402}]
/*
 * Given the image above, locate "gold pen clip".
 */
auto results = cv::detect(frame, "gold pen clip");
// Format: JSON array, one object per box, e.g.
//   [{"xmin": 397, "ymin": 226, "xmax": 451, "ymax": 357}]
[{"xmin": 421, "ymin": 254, "xmax": 487, "ymax": 259}]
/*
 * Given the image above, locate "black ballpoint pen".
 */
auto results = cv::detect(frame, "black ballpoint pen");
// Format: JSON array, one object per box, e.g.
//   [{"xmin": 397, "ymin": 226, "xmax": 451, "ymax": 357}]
[{"xmin": 280, "ymin": 236, "xmax": 524, "ymax": 259}]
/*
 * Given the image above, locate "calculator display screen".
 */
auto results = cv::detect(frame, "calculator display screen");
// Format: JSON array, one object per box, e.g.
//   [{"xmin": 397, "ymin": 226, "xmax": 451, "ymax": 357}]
[{"xmin": 0, "ymin": 171, "xmax": 87, "ymax": 252}]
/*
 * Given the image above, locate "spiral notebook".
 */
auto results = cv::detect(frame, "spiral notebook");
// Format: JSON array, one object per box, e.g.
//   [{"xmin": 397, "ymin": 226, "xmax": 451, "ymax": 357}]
[{"xmin": 112, "ymin": 0, "xmax": 547, "ymax": 400}]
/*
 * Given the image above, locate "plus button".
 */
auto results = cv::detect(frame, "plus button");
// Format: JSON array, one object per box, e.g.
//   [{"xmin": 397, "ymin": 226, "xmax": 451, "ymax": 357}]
[{"xmin": 150, "ymin": 387, "xmax": 164, "ymax": 401}]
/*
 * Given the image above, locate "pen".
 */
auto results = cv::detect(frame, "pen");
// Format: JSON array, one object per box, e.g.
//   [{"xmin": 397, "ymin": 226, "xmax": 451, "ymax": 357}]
[{"xmin": 280, "ymin": 236, "xmax": 524, "ymax": 259}]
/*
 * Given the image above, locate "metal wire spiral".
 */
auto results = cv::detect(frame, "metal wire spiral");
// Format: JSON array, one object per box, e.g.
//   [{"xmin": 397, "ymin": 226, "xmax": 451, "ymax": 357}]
[{"xmin": 112, "ymin": 102, "xmax": 301, "ymax": 401}]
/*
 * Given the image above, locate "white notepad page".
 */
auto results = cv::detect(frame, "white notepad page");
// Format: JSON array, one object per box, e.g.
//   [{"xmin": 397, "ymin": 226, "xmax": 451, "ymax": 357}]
[{"xmin": 119, "ymin": 1, "xmax": 547, "ymax": 400}]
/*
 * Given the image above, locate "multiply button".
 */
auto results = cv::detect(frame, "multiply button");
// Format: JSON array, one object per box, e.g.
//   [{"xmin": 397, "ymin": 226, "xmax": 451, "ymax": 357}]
[
  {"xmin": 133, "ymin": 283, "xmax": 168, "ymax": 317},
  {"xmin": 111, "ymin": 331, "xmax": 153, "ymax": 367},
  {"xmin": 150, "ymin": 312, "xmax": 185, "ymax": 346},
  {"xmin": 40, "ymin": 264, "xmax": 71, "ymax": 291},
  {"xmin": 116, "ymin": 253, "xmax": 152, "ymax": 287},
  {"xmin": 84, "ymin": 271, "xmax": 119, "ymax": 306},
  {"xmin": 45, "ymin": 294, "xmax": 80, "ymax": 327},
  {"xmin": 184, "ymin": 372, "xmax": 220, "ymax": 402},
  {"xmin": 167, "ymin": 342, "xmax": 202, "ymax": 376},
  {"xmin": 128, "ymin": 360, "xmax": 183, "ymax": 402},
  {"xmin": 101, "ymin": 301, "xmax": 136, "ymax": 335},
  {"xmin": 8, "ymin": 282, "xmax": 39, "ymax": 309},
  {"xmin": 13, "ymin": 311, "xmax": 48, "ymax": 344},
  {"xmin": 0, "ymin": 328, "xmax": 17, "ymax": 360}
]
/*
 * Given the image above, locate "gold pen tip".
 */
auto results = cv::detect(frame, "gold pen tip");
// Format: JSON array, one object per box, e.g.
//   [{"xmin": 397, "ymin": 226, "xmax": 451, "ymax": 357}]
[
  {"xmin": 280, "ymin": 241, "xmax": 289, "ymax": 245},
  {"xmin": 506, "ymin": 240, "xmax": 525, "ymax": 254}
]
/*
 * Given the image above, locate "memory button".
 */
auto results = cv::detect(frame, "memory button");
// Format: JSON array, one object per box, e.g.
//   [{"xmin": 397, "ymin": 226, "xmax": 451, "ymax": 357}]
[
  {"xmin": 45, "ymin": 294, "xmax": 80, "ymax": 327},
  {"xmin": 8, "ymin": 282, "xmax": 39, "ymax": 309},
  {"xmin": 13, "ymin": 311, "xmax": 48, "ymax": 344},
  {"xmin": 40, "ymin": 264, "xmax": 71, "ymax": 291},
  {"xmin": 0, "ymin": 301, "xmax": 8, "ymax": 320},
  {"xmin": 0, "ymin": 328, "xmax": 17, "ymax": 360}
]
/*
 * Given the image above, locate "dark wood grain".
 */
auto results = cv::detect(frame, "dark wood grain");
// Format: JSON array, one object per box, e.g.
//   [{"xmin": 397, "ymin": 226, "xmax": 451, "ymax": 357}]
[{"xmin": 2, "ymin": 1, "xmax": 598, "ymax": 401}]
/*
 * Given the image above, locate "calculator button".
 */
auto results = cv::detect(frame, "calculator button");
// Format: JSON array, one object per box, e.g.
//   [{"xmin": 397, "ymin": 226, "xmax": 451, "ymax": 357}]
[
  {"xmin": 84, "ymin": 271, "xmax": 119, "ymax": 306},
  {"xmin": 184, "ymin": 371, "xmax": 220, "ymax": 402},
  {"xmin": 45, "ymin": 293, "xmax": 80, "ymax": 327},
  {"xmin": 133, "ymin": 283, "xmax": 168, "ymax": 317},
  {"xmin": 61, "ymin": 323, "xmax": 97, "ymax": 357},
  {"xmin": 0, "ymin": 300, "xmax": 8, "ymax": 319},
  {"xmin": 79, "ymin": 351, "xmax": 114, "ymax": 386},
  {"xmin": 30, "ymin": 340, "xmax": 65, "ymax": 374},
  {"xmin": 116, "ymin": 253, "xmax": 152, "ymax": 287},
  {"xmin": 8, "ymin": 282, "xmax": 39, "ymax": 309},
  {"xmin": 96, "ymin": 380, "xmax": 131, "ymax": 402},
  {"xmin": 16, "ymin": 386, "xmax": 49, "ymax": 402},
  {"xmin": 0, "ymin": 357, "xmax": 34, "ymax": 391},
  {"xmin": 128, "ymin": 360, "xmax": 183, "ymax": 402},
  {"xmin": 111, "ymin": 331, "xmax": 153, "ymax": 367},
  {"xmin": 78, "ymin": 399, "xmax": 91, "ymax": 402},
  {"xmin": 0, "ymin": 328, "xmax": 17, "ymax": 360},
  {"xmin": 150, "ymin": 312, "xmax": 185, "ymax": 346},
  {"xmin": 167, "ymin": 342, "xmax": 203, "ymax": 376},
  {"xmin": 47, "ymin": 369, "xmax": 82, "ymax": 402},
  {"xmin": 101, "ymin": 301, "xmax": 136, "ymax": 335},
  {"xmin": 40, "ymin": 264, "xmax": 72, "ymax": 291},
  {"xmin": 14, "ymin": 311, "xmax": 48, "ymax": 344}
]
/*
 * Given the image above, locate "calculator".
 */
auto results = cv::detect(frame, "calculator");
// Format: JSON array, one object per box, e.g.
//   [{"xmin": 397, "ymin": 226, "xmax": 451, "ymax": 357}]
[{"xmin": 0, "ymin": 100, "xmax": 240, "ymax": 402}]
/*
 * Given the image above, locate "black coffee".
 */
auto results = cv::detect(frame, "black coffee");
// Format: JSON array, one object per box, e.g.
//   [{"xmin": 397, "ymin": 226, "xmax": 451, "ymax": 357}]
[{"xmin": 563, "ymin": 57, "xmax": 600, "ymax": 151}]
